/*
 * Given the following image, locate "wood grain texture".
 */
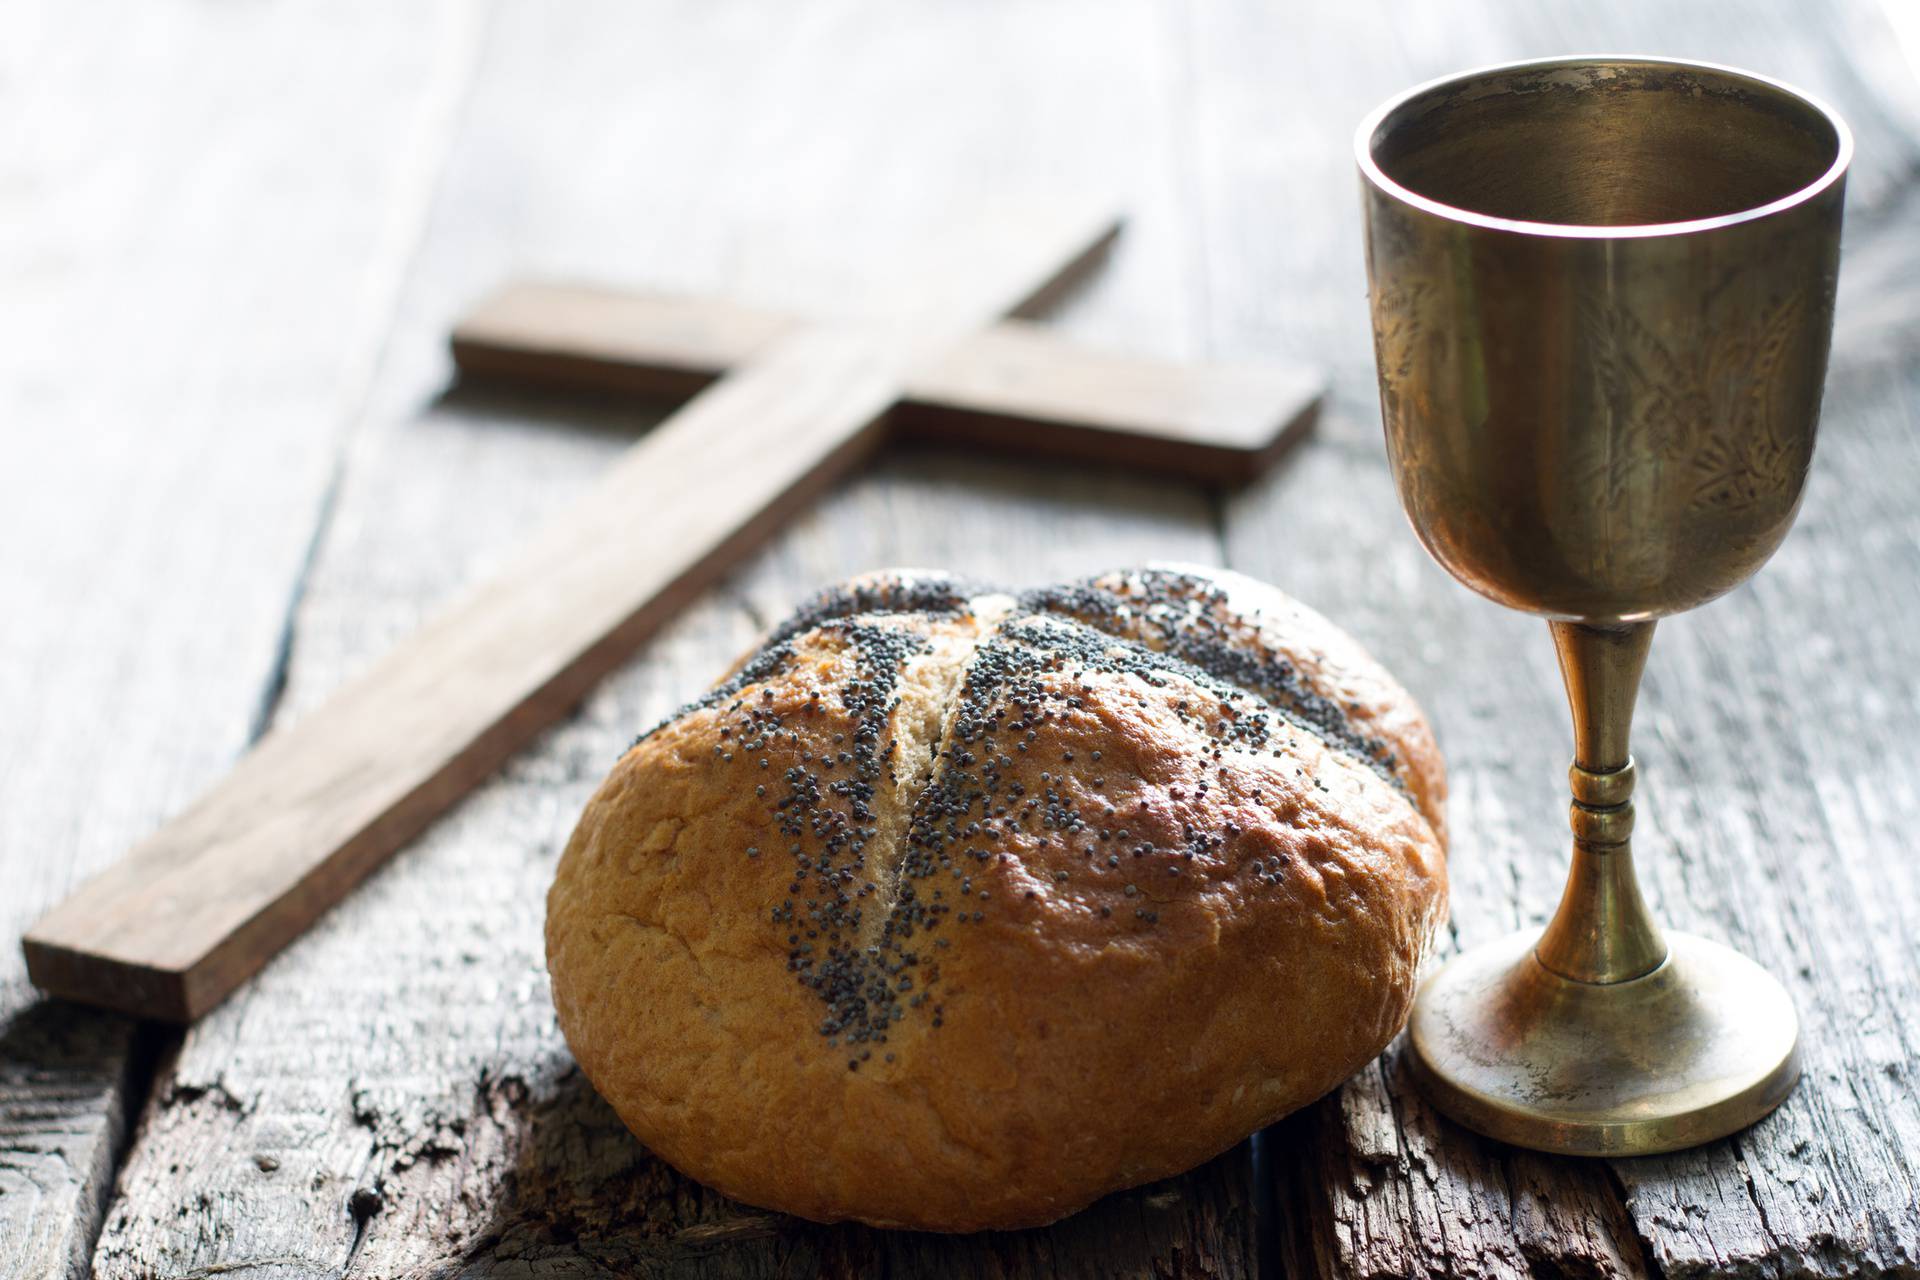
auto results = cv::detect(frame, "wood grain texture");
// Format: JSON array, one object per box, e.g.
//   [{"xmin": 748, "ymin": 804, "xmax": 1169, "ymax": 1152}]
[
  {"xmin": 451, "ymin": 283, "xmax": 1322, "ymax": 482},
  {"xmin": 28, "ymin": 0, "xmax": 1920, "ymax": 1274},
  {"xmin": 23, "ymin": 197, "xmax": 1122, "ymax": 1023},
  {"xmin": 1198, "ymin": 0, "xmax": 1920, "ymax": 1274},
  {"xmin": 90, "ymin": 1, "xmax": 1260, "ymax": 1275},
  {"xmin": 0, "ymin": 1, "xmax": 482, "ymax": 1275}
]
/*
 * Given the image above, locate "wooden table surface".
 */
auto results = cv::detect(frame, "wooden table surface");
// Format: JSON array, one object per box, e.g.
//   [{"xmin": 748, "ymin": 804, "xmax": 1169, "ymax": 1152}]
[{"xmin": 5, "ymin": 1, "xmax": 1918, "ymax": 1276}]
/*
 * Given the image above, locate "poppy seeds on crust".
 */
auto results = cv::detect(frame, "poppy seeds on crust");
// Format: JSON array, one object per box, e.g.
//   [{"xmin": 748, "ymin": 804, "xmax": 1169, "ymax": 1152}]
[
  {"xmin": 1017, "ymin": 569, "xmax": 1402, "ymax": 787},
  {"xmin": 634, "ymin": 567, "xmax": 1417, "ymax": 1053}
]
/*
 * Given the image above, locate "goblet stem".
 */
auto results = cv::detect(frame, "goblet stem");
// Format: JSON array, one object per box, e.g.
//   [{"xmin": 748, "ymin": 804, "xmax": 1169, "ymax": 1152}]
[
  {"xmin": 1406, "ymin": 616, "xmax": 1800, "ymax": 1151},
  {"xmin": 1536, "ymin": 621, "xmax": 1668, "ymax": 984}
]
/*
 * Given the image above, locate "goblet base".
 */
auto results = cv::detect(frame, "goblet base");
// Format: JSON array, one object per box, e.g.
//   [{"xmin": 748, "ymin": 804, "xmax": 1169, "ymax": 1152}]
[{"xmin": 1408, "ymin": 929, "xmax": 1800, "ymax": 1156}]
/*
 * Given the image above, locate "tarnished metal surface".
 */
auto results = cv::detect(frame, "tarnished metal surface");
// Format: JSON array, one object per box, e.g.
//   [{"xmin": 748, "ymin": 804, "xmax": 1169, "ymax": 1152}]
[{"xmin": 1358, "ymin": 56, "xmax": 1848, "ymax": 1156}]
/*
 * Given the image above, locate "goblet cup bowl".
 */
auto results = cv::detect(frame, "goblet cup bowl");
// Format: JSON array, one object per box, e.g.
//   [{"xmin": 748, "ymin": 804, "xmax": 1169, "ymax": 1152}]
[{"xmin": 1358, "ymin": 57, "xmax": 1850, "ymax": 1154}]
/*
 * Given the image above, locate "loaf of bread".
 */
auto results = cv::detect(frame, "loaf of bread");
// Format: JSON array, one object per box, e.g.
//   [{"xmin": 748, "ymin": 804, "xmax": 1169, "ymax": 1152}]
[{"xmin": 546, "ymin": 566, "xmax": 1446, "ymax": 1231}]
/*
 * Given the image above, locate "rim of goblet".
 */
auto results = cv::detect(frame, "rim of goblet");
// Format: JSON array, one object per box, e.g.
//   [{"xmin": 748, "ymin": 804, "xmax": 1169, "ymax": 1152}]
[{"xmin": 1354, "ymin": 54, "xmax": 1854, "ymax": 240}]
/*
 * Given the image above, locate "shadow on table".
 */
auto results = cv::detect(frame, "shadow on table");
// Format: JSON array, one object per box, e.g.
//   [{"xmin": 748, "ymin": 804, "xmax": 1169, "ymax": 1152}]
[
  {"xmin": 444, "ymin": 1056, "xmax": 1265, "ymax": 1280},
  {"xmin": 432, "ymin": 377, "xmax": 679, "ymax": 445}
]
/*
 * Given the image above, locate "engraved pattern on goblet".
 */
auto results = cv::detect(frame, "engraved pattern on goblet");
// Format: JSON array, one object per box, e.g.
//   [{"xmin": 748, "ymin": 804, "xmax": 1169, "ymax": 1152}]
[
  {"xmin": 1580, "ymin": 291, "xmax": 1813, "ymax": 515},
  {"xmin": 1369, "ymin": 278, "xmax": 1443, "ymax": 477}
]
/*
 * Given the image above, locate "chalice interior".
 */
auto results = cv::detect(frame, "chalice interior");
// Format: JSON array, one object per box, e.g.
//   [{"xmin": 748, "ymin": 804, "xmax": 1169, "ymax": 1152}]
[{"xmin": 1357, "ymin": 58, "xmax": 1850, "ymax": 1154}]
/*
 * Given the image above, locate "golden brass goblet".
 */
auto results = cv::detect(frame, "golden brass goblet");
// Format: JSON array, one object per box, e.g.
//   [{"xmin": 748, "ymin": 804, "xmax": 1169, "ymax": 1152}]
[{"xmin": 1357, "ymin": 57, "xmax": 1850, "ymax": 1154}]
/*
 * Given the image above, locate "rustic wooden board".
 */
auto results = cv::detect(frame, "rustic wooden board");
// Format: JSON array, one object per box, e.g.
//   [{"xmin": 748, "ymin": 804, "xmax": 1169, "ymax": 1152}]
[
  {"xmin": 22, "ymin": 0, "xmax": 1920, "ymax": 1275},
  {"xmin": 0, "ymin": 2, "xmax": 483, "ymax": 1276},
  {"xmin": 1201, "ymin": 0, "xmax": 1920, "ymax": 1275},
  {"xmin": 88, "ymin": 1, "xmax": 1259, "ymax": 1276}
]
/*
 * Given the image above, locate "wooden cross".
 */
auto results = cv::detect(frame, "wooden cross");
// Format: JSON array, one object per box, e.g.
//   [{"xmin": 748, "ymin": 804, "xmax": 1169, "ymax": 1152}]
[{"xmin": 24, "ymin": 200, "xmax": 1320, "ymax": 1022}]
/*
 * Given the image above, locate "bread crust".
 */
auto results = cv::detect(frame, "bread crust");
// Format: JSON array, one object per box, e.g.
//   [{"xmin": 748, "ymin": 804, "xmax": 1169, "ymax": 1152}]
[{"xmin": 546, "ymin": 566, "xmax": 1447, "ymax": 1231}]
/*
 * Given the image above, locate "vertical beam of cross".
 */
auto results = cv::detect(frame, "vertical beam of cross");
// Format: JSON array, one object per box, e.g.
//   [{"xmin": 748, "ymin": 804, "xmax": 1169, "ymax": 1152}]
[{"xmin": 24, "ymin": 200, "xmax": 1320, "ymax": 1022}]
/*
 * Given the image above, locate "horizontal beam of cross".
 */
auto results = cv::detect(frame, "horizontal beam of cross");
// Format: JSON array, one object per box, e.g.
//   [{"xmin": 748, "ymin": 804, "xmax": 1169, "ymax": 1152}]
[{"xmin": 453, "ymin": 284, "xmax": 1322, "ymax": 484}]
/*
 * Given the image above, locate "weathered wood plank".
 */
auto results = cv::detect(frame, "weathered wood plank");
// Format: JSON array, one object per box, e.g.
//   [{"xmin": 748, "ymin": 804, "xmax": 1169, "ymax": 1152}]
[
  {"xmin": 1198, "ymin": 0, "xmax": 1920, "ymax": 1274},
  {"xmin": 91, "ymin": 1, "xmax": 1259, "ymax": 1276},
  {"xmin": 52, "ymin": 0, "xmax": 1920, "ymax": 1274},
  {"xmin": 0, "ymin": 2, "xmax": 480, "ymax": 1275}
]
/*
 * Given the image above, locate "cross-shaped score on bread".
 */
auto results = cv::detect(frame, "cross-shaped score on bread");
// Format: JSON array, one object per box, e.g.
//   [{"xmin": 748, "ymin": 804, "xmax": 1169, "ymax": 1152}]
[
  {"xmin": 23, "ymin": 199, "xmax": 1321, "ymax": 1024},
  {"xmin": 545, "ymin": 566, "xmax": 1447, "ymax": 1230}
]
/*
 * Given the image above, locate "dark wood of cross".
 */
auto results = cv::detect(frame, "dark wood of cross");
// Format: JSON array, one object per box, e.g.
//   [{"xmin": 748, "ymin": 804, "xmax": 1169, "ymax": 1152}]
[{"xmin": 23, "ymin": 200, "xmax": 1320, "ymax": 1023}]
